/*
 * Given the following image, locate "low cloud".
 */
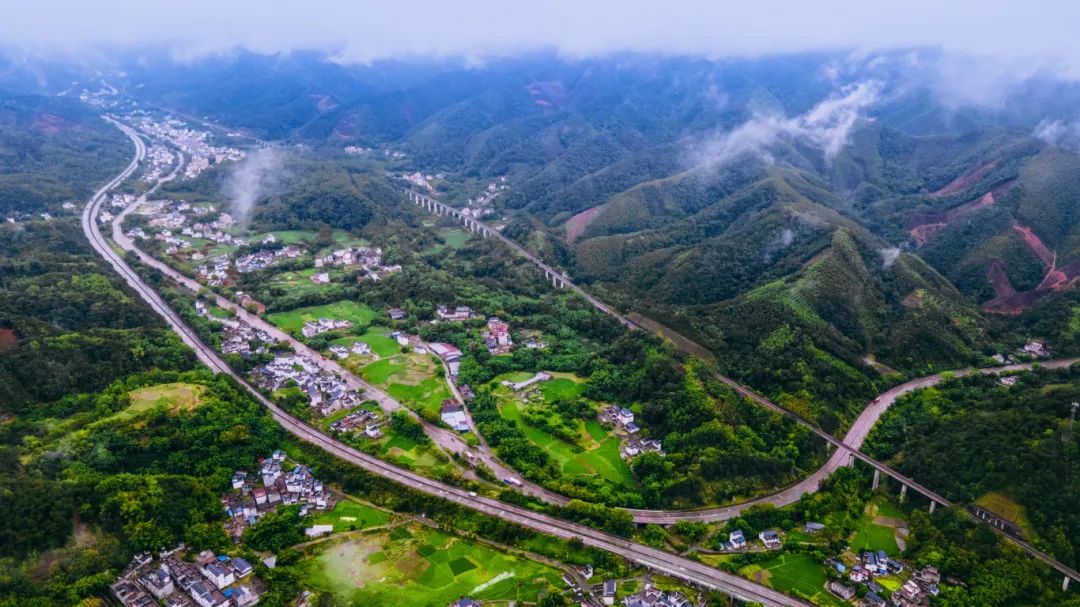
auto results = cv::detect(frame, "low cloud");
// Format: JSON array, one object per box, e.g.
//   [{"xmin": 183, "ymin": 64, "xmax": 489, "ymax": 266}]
[
  {"xmin": 880, "ymin": 246, "xmax": 901, "ymax": 268},
  {"xmin": 1033, "ymin": 118, "xmax": 1080, "ymax": 150},
  {"xmin": 223, "ymin": 148, "xmax": 285, "ymax": 223},
  {"xmin": 693, "ymin": 80, "xmax": 881, "ymax": 169}
]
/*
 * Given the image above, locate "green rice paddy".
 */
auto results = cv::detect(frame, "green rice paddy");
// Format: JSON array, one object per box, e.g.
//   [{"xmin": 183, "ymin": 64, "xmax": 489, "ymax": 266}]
[
  {"xmin": 304, "ymin": 524, "xmax": 561, "ymax": 606},
  {"xmin": 738, "ymin": 554, "xmax": 847, "ymax": 607},
  {"xmin": 266, "ymin": 301, "xmax": 378, "ymax": 334}
]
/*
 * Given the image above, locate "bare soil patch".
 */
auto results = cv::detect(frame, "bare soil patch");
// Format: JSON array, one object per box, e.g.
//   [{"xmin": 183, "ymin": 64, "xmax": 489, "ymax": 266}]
[
  {"xmin": 565, "ymin": 206, "xmax": 603, "ymax": 244},
  {"xmin": 931, "ymin": 161, "xmax": 997, "ymax": 197}
]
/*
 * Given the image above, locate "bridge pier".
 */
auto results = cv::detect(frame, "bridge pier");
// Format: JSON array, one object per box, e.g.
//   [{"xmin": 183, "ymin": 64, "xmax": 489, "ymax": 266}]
[
  {"xmin": 929, "ymin": 501, "xmax": 936, "ymax": 514},
  {"xmin": 900, "ymin": 484, "xmax": 908, "ymax": 502},
  {"xmin": 1065, "ymin": 576, "xmax": 1070, "ymax": 592},
  {"xmin": 872, "ymin": 469, "xmax": 880, "ymax": 490},
  {"xmin": 848, "ymin": 452, "xmax": 856, "ymax": 467}
]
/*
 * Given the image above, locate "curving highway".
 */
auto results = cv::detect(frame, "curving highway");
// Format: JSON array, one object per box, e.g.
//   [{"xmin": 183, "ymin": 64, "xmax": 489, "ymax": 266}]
[
  {"xmin": 84, "ymin": 117, "xmax": 812, "ymax": 606},
  {"xmin": 404, "ymin": 189, "xmax": 1080, "ymax": 586}
]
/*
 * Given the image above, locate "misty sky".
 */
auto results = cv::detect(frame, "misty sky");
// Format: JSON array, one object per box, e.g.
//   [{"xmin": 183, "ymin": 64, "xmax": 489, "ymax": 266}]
[{"xmin": 4, "ymin": 1, "xmax": 1080, "ymax": 71}]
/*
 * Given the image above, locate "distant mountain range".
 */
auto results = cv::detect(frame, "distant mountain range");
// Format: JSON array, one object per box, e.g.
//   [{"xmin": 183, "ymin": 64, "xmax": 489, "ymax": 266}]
[{"xmin": 8, "ymin": 48, "xmax": 1080, "ymax": 425}]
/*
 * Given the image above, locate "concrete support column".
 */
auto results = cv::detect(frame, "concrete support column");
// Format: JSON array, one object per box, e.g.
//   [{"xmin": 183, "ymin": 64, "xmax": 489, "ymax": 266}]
[
  {"xmin": 848, "ymin": 452, "xmax": 856, "ymax": 467},
  {"xmin": 1065, "ymin": 576, "xmax": 1071, "ymax": 592},
  {"xmin": 929, "ymin": 501, "xmax": 936, "ymax": 514},
  {"xmin": 900, "ymin": 484, "xmax": 908, "ymax": 502},
  {"xmin": 872, "ymin": 469, "xmax": 881, "ymax": 491}
]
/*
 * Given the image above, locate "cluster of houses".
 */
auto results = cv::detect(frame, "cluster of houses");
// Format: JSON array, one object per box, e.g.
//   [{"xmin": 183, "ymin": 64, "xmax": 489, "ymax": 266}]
[
  {"xmin": 328, "ymin": 408, "xmax": 384, "ymax": 438},
  {"xmin": 135, "ymin": 116, "xmax": 245, "ymax": 180},
  {"xmin": 621, "ymin": 583, "xmax": 696, "ymax": 607},
  {"xmin": 312, "ymin": 246, "xmax": 402, "ymax": 283},
  {"xmin": 221, "ymin": 451, "xmax": 334, "ymax": 542},
  {"xmin": 253, "ymin": 354, "xmax": 361, "ymax": 416},
  {"xmin": 197, "ymin": 254, "xmax": 233, "ymax": 287},
  {"xmin": 436, "ymin": 304, "xmax": 474, "ymax": 322},
  {"xmin": 465, "ymin": 177, "xmax": 509, "ymax": 209},
  {"xmin": 481, "ymin": 317, "xmax": 513, "ymax": 354},
  {"xmin": 195, "ymin": 300, "xmax": 277, "ymax": 356},
  {"xmin": 110, "ymin": 547, "xmax": 261, "ymax": 607},
  {"xmin": 429, "ymin": 342, "xmax": 464, "ymax": 377},
  {"xmin": 597, "ymin": 405, "xmax": 664, "ymax": 460},
  {"xmin": 235, "ymin": 245, "xmax": 305, "ymax": 274},
  {"xmin": 440, "ymin": 400, "xmax": 470, "ymax": 432},
  {"xmin": 826, "ymin": 553, "xmax": 942, "ymax": 606},
  {"xmin": 301, "ymin": 317, "xmax": 352, "ymax": 338},
  {"xmin": 328, "ymin": 340, "xmax": 371, "ymax": 359}
]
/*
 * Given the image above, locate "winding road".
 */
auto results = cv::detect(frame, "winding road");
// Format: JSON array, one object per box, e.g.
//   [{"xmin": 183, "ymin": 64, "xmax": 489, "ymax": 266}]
[
  {"xmin": 404, "ymin": 190, "xmax": 1080, "ymax": 587},
  {"xmin": 87, "ymin": 117, "xmax": 1080, "ymax": 598},
  {"xmin": 86, "ymin": 117, "xmax": 811, "ymax": 606}
]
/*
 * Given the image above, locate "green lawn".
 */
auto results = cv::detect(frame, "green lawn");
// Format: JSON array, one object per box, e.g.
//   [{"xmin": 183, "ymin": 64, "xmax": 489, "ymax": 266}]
[
  {"xmin": 313, "ymin": 500, "xmax": 391, "ymax": 532},
  {"xmin": 304, "ymin": 524, "xmax": 562, "ymax": 606},
  {"xmin": 850, "ymin": 517, "xmax": 899, "ymax": 555},
  {"xmin": 440, "ymin": 228, "xmax": 470, "ymax": 250},
  {"xmin": 348, "ymin": 326, "xmax": 403, "ymax": 357},
  {"xmin": 739, "ymin": 554, "xmax": 847, "ymax": 607},
  {"xmin": 540, "ymin": 375, "xmax": 587, "ymax": 400},
  {"xmin": 267, "ymin": 301, "xmax": 378, "ymax": 334}
]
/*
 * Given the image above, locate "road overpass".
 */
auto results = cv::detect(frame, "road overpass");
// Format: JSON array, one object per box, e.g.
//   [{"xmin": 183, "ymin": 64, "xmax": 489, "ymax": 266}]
[{"xmin": 83, "ymin": 118, "xmax": 812, "ymax": 607}]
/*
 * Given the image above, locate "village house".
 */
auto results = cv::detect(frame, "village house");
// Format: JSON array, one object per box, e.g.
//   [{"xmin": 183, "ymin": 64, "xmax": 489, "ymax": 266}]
[
  {"xmin": 504, "ymin": 371, "xmax": 551, "ymax": 392},
  {"xmin": 301, "ymin": 317, "xmax": 352, "ymax": 338},
  {"xmin": 622, "ymin": 582, "xmax": 694, "ymax": 607},
  {"xmin": 387, "ymin": 307, "xmax": 407, "ymax": 321},
  {"xmin": 436, "ymin": 304, "xmax": 472, "ymax": 321},
  {"xmin": 111, "ymin": 579, "xmax": 155, "ymax": 607},
  {"xmin": 440, "ymin": 400, "xmax": 470, "ymax": 432},
  {"xmin": 1020, "ymin": 340, "xmax": 1049, "ymax": 357},
  {"xmin": 826, "ymin": 581, "xmax": 855, "ymax": 601},
  {"xmin": 429, "ymin": 342, "xmax": 464, "ymax": 377},
  {"xmin": 482, "ymin": 317, "xmax": 513, "ymax": 354},
  {"xmin": 602, "ymin": 580, "xmax": 617, "ymax": 605},
  {"xmin": 759, "ymin": 529, "xmax": 782, "ymax": 549},
  {"xmin": 728, "ymin": 529, "xmax": 747, "ymax": 549}
]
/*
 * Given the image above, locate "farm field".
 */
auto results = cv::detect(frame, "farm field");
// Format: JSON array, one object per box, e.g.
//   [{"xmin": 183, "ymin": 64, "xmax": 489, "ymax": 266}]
[
  {"xmin": 849, "ymin": 499, "xmax": 903, "ymax": 556},
  {"xmin": 303, "ymin": 524, "xmax": 562, "ymax": 606},
  {"xmin": 266, "ymin": 267, "xmax": 341, "ymax": 295},
  {"xmin": 267, "ymin": 300, "xmax": 378, "ymax": 334},
  {"xmin": 313, "ymin": 499, "xmax": 392, "ymax": 533},
  {"xmin": 360, "ymin": 353, "xmax": 453, "ymax": 419},
  {"xmin": 422, "ymin": 227, "xmax": 472, "ymax": 255},
  {"xmin": 339, "ymin": 326, "xmax": 402, "ymax": 357},
  {"xmin": 738, "ymin": 554, "xmax": 847, "ymax": 607},
  {"xmin": 491, "ymin": 373, "xmax": 635, "ymax": 486}
]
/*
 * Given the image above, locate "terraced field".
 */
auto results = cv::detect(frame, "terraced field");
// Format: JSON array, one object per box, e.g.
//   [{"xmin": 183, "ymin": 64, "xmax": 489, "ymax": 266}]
[{"xmin": 491, "ymin": 373, "xmax": 635, "ymax": 486}]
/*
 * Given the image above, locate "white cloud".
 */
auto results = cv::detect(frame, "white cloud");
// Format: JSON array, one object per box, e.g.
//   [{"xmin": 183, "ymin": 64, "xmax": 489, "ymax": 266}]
[
  {"xmin": 880, "ymin": 247, "xmax": 901, "ymax": 268},
  {"xmin": 2, "ymin": 1, "xmax": 1080, "ymax": 73},
  {"xmin": 1033, "ymin": 118, "xmax": 1080, "ymax": 149},
  {"xmin": 695, "ymin": 80, "xmax": 881, "ymax": 168}
]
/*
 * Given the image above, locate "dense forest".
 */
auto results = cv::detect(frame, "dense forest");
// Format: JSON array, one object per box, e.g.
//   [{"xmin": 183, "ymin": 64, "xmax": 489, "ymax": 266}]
[{"xmin": 864, "ymin": 366, "xmax": 1080, "ymax": 569}]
